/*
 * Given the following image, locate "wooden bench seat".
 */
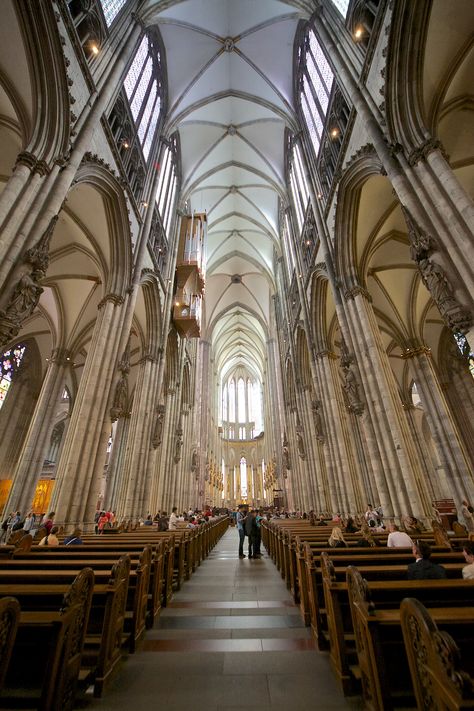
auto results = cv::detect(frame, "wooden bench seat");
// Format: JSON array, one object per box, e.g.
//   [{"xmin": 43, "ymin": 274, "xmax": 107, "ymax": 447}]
[
  {"xmin": 0, "ymin": 546, "xmax": 151, "ymax": 655},
  {"xmin": 347, "ymin": 567, "xmax": 474, "ymax": 710},
  {"xmin": 0, "ymin": 568, "xmax": 94, "ymax": 711},
  {"xmin": 323, "ymin": 560, "xmax": 474, "ymax": 696}
]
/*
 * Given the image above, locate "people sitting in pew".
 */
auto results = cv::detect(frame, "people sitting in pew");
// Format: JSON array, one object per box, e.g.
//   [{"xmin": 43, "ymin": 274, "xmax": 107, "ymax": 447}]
[
  {"xmin": 64, "ymin": 527, "xmax": 83, "ymax": 545},
  {"xmin": 355, "ymin": 522, "xmax": 377, "ymax": 547},
  {"xmin": 344, "ymin": 516, "xmax": 358, "ymax": 533},
  {"xmin": 402, "ymin": 514, "xmax": 424, "ymax": 534},
  {"xmin": 41, "ymin": 511, "xmax": 55, "ymax": 534},
  {"xmin": 407, "ymin": 540, "xmax": 447, "ymax": 579},
  {"xmin": 39, "ymin": 525, "xmax": 60, "ymax": 547},
  {"xmin": 316, "ymin": 514, "xmax": 327, "ymax": 526},
  {"xmin": 462, "ymin": 540, "xmax": 474, "ymax": 580},
  {"xmin": 328, "ymin": 527, "xmax": 348, "ymax": 548},
  {"xmin": 387, "ymin": 523, "xmax": 413, "ymax": 547}
]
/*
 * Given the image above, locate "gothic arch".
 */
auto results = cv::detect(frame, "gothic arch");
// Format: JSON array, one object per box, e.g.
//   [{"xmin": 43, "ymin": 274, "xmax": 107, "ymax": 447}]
[
  {"xmin": 334, "ymin": 147, "xmax": 384, "ymax": 291},
  {"xmin": 73, "ymin": 159, "xmax": 133, "ymax": 297},
  {"xmin": 13, "ymin": 0, "xmax": 72, "ymax": 162}
]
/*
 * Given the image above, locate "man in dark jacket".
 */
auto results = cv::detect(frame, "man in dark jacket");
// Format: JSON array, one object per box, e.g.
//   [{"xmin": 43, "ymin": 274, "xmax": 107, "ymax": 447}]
[
  {"xmin": 407, "ymin": 540, "xmax": 447, "ymax": 580},
  {"xmin": 245, "ymin": 509, "xmax": 258, "ymax": 558}
]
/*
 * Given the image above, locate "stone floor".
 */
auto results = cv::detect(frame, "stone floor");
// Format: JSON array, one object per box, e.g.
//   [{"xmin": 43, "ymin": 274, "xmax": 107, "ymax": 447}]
[{"xmin": 79, "ymin": 528, "xmax": 363, "ymax": 711}]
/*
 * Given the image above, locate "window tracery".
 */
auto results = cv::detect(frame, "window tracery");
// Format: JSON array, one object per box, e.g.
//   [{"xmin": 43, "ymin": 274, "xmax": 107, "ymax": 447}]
[
  {"xmin": 0, "ymin": 344, "xmax": 26, "ymax": 411},
  {"xmin": 99, "ymin": 0, "xmax": 127, "ymax": 27},
  {"xmin": 220, "ymin": 370, "xmax": 263, "ymax": 439}
]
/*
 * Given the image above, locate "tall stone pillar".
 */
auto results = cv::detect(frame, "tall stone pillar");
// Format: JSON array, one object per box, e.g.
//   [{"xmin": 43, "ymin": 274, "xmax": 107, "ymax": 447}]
[
  {"xmin": 50, "ymin": 294, "xmax": 128, "ymax": 524},
  {"xmin": 405, "ymin": 346, "xmax": 474, "ymax": 508},
  {"xmin": 103, "ymin": 417, "xmax": 130, "ymax": 512},
  {"xmin": 118, "ymin": 354, "xmax": 160, "ymax": 519},
  {"xmin": 344, "ymin": 288, "xmax": 431, "ymax": 517},
  {"xmin": 3, "ymin": 348, "xmax": 71, "ymax": 514}
]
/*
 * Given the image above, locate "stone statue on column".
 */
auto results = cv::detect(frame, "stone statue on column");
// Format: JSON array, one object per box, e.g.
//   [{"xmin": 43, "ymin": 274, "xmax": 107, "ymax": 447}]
[
  {"xmin": 402, "ymin": 205, "xmax": 472, "ymax": 333},
  {"xmin": 296, "ymin": 420, "xmax": 306, "ymax": 460},
  {"xmin": 174, "ymin": 427, "xmax": 183, "ymax": 463},
  {"xmin": 282, "ymin": 434, "xmax": 291, "ymax": 473},
  {"xmin": 311, "ymin": 400, "xmax": 324, "ymax": 442},
  {"xmin": 0, "ymin": 215, "xmax": 58, "ymax": 348},
  {"xmin": 152, "ymin": 404, "xmax": 165, "ymax": 448},
  {"xmin": 110, "ymin": 341, "xmax": 130, "ymax": 422},
  {"xmin": 340, "ymin": 341, "xmax": 364, "ymax": 415},
  {"xmin": 418, "ymin": 258, "xmax": 472, "ymax": 333}
]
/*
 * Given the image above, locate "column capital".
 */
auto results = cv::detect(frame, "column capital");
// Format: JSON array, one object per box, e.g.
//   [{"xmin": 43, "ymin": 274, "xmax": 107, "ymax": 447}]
[
  {"xmin": 314, "ymin": 349, "xmax": 337, "ymax": 360},
  {"xmin": 50, "ymin": 347, "xmax": 73, "ymax": 365},
  {"xmin": 401, "ymin": 345, "xmax": 432, "ymax": 360},
  {"xmin": 407, "ymin": 137, "xmax": 449, "ymax": 167},
  {"xmin": 97, "ymin": 293, "xmax": 125, "ymax": 310},
  {"xmin": 138, "ymin": 353, "xmax": 159, "ymax": 365},
  {"xmin": 343, "ymin": 284, "xmax": 372, "ymax": 302}
]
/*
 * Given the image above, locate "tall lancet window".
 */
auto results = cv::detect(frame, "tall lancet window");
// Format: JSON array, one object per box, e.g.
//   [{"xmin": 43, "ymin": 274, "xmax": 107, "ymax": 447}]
[
  {"xmin": 240, "ymin": 457, "xmax": 248, "ymax": 498},
  {"xmin": 222, "ymin": 383, "xmax": 228, "ymax": 422},
  {"xmin": 228, "ymin": 379, "xmax": 236, "ymax": 422},
  {"xmin": 238, "ymin": 378, "xmax": 246, "ymax": 423},
  {"xmin": 123, "ymin": 33, "xmax": 163, "ymax": 161},
  {"xmin": 288, "ymin": 140, "xmax": 310, "ymax": 234},
  {"xmin": 99, "ymin": 0, "xmax": 128, "ymax": 27},
  {"xmin": 156, "ymin": 139, "xmax": 179, "ymax": 238},
  {"xmin": 299, "ymin": 29, "xmax": 334, "ymax": 158}
]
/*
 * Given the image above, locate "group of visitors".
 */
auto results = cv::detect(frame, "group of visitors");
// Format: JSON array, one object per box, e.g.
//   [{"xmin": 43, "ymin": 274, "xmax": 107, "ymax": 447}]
[
  {"xmin": 236, "ymin": 505, "xmax": 263, "ymax": 558},
  {"xmin": 0, "ymin": 510, "xmax": 56, "ymax": 542},
  {"xmin": 139, "ymin": 506, "xmax": 219, "ymax": 532}
]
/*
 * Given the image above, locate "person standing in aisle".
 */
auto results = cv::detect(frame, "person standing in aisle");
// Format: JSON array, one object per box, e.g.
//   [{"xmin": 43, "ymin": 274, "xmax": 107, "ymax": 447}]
[{"xmin": 237, "ymin": 504, "xmax": 247, "ymax": 558}]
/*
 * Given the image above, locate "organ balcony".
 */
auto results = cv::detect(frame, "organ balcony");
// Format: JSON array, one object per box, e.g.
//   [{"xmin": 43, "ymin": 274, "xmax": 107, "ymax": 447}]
[
  {"xmin": 173, "ymin": 290, "xmax": 202, "ymax": 338},
  {"xmin": 173, "ymin": 212, "xmax": 206, "ymax": 338},
  {"xmin": 176, "ymin": 212, "xmax": 206, "ymax": 293}
]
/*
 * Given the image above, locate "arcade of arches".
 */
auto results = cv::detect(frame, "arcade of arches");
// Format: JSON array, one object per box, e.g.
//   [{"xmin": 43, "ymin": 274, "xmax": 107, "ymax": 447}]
[{"xmin": 0, "ymin": 0, "xmax": 473, "ymax": 528}]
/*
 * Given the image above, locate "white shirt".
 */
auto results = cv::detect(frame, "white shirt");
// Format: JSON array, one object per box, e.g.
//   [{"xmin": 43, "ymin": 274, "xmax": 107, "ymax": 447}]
[
  {"xmin": 387, "ymin": 531, "xmax": 413, "ymax": 548},
  {"xmin": 462, "ymin": 562, "xmax": 474, "ymax": 580},
  {"xmin": 168, "ymin": 513, "xmax": 179, "ymax": 530}
]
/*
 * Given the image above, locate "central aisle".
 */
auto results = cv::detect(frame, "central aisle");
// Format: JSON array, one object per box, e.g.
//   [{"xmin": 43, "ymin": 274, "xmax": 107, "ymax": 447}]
[{"xmin": 82, "ymin": 527, "xmax": 361, "ymax": 710}]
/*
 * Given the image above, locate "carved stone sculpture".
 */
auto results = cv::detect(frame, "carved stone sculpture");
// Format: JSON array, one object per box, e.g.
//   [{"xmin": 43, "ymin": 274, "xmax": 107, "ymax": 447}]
[
  {"xmin": 282, "ymin": 435, "xmax": 291, "ymax": 471},
  {"xmin": 191, "ymin": 448, "xmax": 198, "ymax": 472},
  {"xmin": 311, "ymin": 400, "xmax": 324, "ymax": 442},
  {"xmin": 151, "ymin": 404, "xmax": 165, "ymax": 449},
  {"xmin": 418, "ymin": 258, "xmax": 472, "ymax": 333},
  {"xmin": 296, "ymin": 422, "xmax": 306, "ymax": 460},
  {"xmin": 0, "ymin": 215, "xmax": 58, "ymax": 349},
  {"xmin": 110, "ymin": 341, "xmax": 130, "ymax": 422},
  {"xmin": 340, "ymin": 354, "xmax": 364, "ymax": 415},
  {"xmin": 174, "ymin": 428, "xmax": 183, "ymax": 463}
]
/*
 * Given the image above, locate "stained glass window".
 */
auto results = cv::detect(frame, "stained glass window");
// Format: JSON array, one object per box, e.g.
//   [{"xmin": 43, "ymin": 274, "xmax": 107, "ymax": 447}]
[
  {"xmin": 99, "ymin": 0, "xmax": 127, "ymax": 27},
  {"xmin": 240, "ymin": 457, "xmax": 248, "ymax": 498},
  {"xmin": 122, "ymin": 34, "xmax": 162, "ymax": 162},
  {"xmin": 238, "ymin": 378, "xmax": 246, "ymax": 423},
  {"xmin": 300, "ymin": 29, "xmax": 335, "ymax": 159},
  {"xmin": 0, "ymin": 344, "xmax": 26, "ymax": 411},
  {"xmin": 454, "ymin": 333, "xmax": 474, "ymax": 378}
]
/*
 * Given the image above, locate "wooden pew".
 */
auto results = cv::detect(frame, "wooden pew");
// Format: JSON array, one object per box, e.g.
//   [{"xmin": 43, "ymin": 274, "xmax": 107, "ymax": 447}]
[
  {"xmin": 1, "ymin": 568, "xmax": 94, "ymax": 711},
  {"xmin": 0, "ymin": 545, "xmax": 151, "ymax": 654},
  {"xmin": 0, "ymin": 555, "xmax": 130, "ymax": 698},
  {"xmin": 400, "ymin": 598, "xmax": 474, "ymax": 711},
  {"xmin": 347, "ymin": 567, "xmax": 474, "ymax": 710},
  {"xmin": 0, "ymin": 597, "xmax": 20, "ymax": 691},
  {"xmin": 12, "ymin": 542, "xmax": 164, "ymax": 628}
]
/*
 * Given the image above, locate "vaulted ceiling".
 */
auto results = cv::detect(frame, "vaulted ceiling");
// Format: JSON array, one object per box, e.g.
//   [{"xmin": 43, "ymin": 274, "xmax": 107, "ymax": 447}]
[{"xmin": 146, "ymin": 0, "xmax": 311, "ymax": 381}]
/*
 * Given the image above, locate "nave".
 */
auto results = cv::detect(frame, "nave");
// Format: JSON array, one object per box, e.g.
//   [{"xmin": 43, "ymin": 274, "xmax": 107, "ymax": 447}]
[{"xmin": 80, "ymin": 527, "xmax": 360, "ymax": 711}]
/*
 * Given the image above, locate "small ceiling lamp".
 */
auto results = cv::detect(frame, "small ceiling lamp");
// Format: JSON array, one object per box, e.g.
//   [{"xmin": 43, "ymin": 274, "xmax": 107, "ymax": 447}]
[
  {"xmin": 354, "ymin": 25, "xmax": 364, "ymax": 41},
  {"xmin": 90, "ymin": 42, "xmax": 100, "ymax": 55},
  {"xmin": 122, "ymin": 139, "xmax": 130, "ymax": 149},
  {"xmin": 330, "ymin": 127, "xmax": 340, "ymax": 139}
]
